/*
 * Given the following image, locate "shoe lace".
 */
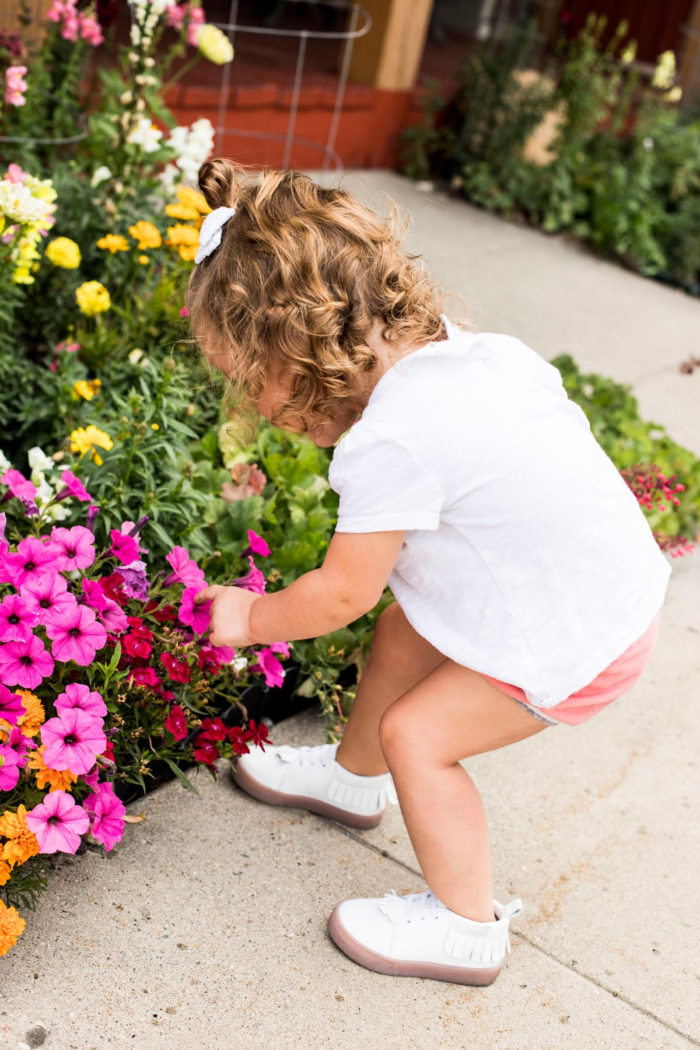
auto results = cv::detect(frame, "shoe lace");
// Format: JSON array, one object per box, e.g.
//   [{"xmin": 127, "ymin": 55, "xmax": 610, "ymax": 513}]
[
  {"xmin": 379, "ymin": 889, "xmax": 446, "ymax": 924},
  {"xmin": 279, "ymin": 743, "xmax": 338, "ymax": 768}
]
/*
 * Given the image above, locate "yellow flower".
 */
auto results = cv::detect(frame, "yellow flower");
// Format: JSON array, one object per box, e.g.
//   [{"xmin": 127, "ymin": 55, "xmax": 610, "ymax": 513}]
[
  {"xmin": 665, "ymin": 85, "xmax": 682, "ymax": 103},
  {"xmin": 14, "ymin": 690, "xmax": 44, "ymax": 738},
  {"xmin": 0, "ymin": 900, "xmax": 26, "ymax": 958},
  {"xmin": 651, "ymin": 50, "xmax": 676, "ymax": 90},
  {"xmin": 165, "ymin": 202, "xmax": 200, "ymax": 221},
  {"xmin": 26, "ymin": 748, "xmax": 78, "ymax": 793},
  {"xmin": 76, "ymin": 280, "xmax": 111, "ymax": 316},
  {"xmin": 72, "ymin": 378, "xmax": 102, "ymax": 401},
  {"xmin": 176, "ymin": 186, "xmax": 210, "ymax": 215},
  {"xmin": 69, "ymin": 425, "xmax": 113, "ymax": 465},
  {"xmin": 138, "ymin": 254, "xmax": 150, "ymax": 265},
  {"xmin": 151, "ymin": 423, "xmax": 159, "ymax": 430},
  {"xmin": 620, "ymin": 42, "xmax": 636, "ymax": 65},
  {"xmin": 129, "ymin": 220, "xmax": 162, "ymax": 249},
  {"xmin": 166, "ymin": 223, "xmax": 199, "ymax": 247},
  {"xmin": 0, "ymin": 805, "xmax": 40, "ymax": 869},
  {"xmin": 196, "ymin": 23, "xmax": 234, "ymax": 65},
  {"xmin": 97, "ymin": 234, "xmax": 130, "ymax": 253},
  {"xmin": 45, "ymin": 236, "xmax": 82, "ymax": 269}
]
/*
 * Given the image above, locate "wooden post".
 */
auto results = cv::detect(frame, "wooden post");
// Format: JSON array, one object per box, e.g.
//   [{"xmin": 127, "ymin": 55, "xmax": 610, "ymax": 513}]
[
  {"xmin": 0, "ymin": 0, "xmax": 55, "ymax": 47},
  {"xmin": 678, "ymin": 0, "xmax": 700, "ymax": 94},
  {"xmin": 348, "ymin": 0, "xmax": 435, "ymax": 90}
]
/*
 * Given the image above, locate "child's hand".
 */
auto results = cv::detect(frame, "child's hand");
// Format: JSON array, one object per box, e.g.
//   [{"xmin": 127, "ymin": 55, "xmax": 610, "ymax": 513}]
[{"xmin": 193, "ymin": 585, "xmax": 260, "ymax": 648}]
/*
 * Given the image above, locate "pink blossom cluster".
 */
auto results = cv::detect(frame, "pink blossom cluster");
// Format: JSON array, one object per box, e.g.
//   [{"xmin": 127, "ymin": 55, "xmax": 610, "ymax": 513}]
[
  {"xmin": 165, "ymin": 1, "xmax": 205, "ymax": 46},
  {"xmin": 4, "ymin": 65, "xmax": 28, "ymax": 108},
  {"xmin": 45, "ymin": 0, "xmax": 104, "ymax": 45},
  {"xmin": 621, "ymin": 464, "xmax": 685, "ymax": 513}
]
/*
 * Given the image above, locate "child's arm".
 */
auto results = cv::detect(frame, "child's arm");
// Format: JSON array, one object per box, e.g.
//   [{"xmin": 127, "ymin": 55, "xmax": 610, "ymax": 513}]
[{"xmin": 195, "ymin": 530, "xmax": 405, "ymax": 648}]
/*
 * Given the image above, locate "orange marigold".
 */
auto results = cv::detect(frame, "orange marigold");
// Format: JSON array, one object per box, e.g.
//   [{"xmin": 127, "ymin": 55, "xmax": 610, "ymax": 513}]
[
  {"xmin": 0, "ymin": 857, "xmax": 11, "ymax": 886},
  {"xmin": 26, "ymin": 747, "xmax": 78, "ymax": 793},
  {"xmin": 0, "ymin": 805, "xmax": 40, "ymax": 867},
  {"xmin": 0, "ymin": 900, "xmax": 26, "ymax": 958},
  {"xmin": 15, "ymin": 689, "xmax": 45, "ymax": 738}
]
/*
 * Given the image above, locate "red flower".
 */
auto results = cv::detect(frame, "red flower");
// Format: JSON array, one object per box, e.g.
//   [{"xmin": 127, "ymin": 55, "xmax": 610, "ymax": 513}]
[
  {"xmin": 161, "ymin": 652, "xmax": 191, "ymax": 683},
  {"xmin": 243, "ymin": 719, "xmax": 271, "ymax": 751},
  {"xmin": 126, "ymin": 617, "xmax": 153, "ymax": 641},
  {"xmin": 194, "ymin": 741, "xmax": 219, "ymax": 766},
  {"xmin": 165, "ymin": 704, "xmax": 188, "ymax": 741},
  {"xmin": 197, "ymin": 647, "xmax": 221, "ymax": 676},
  {"xmin": 228, "ymin": 726, "xmax": 250, "ymax": 756},
  {"xmin": 123, "ymin": 633, "xmax": 152, "ymax": 660},
  {"xmin": 145, "ymin": 600, "xmax": 176, "ymax": 623},
  {"xmin": 128, "ymin": 666, "xmax": 162, "ymax": 691},
  {"xmin": 99, "ymin": 573, "xmax": 128, "ymax": 606},
  {"xmin": 198, "ymin": 717, "xmax": 227, "ymax": 742}
]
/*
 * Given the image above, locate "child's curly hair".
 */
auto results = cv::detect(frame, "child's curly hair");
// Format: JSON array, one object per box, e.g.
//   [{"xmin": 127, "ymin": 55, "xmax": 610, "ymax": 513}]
[{"xmin": 186, "ymin": 159, "xmax": 445, "ymax": 432}]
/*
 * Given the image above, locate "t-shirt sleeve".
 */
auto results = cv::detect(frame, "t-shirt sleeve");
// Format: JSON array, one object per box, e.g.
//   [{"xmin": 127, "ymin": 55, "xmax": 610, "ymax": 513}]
[{"xmin": 328, "ymin": 428, "xmax": 444, "ymax": 533}]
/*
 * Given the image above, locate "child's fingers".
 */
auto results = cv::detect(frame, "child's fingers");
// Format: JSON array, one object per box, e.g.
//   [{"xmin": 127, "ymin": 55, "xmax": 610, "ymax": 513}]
[{"xmin": 193, "ymin": 585, "xmax": 221, "ymax": 604}]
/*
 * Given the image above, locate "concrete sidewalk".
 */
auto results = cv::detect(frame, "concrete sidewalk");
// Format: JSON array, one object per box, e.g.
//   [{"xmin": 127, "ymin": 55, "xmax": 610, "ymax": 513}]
[{"xmin": 2, "ymin": 173, "xmax": 700, "ymax": 1050}]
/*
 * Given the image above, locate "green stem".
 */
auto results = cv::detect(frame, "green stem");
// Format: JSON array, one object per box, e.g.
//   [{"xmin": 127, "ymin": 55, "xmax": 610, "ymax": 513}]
[{"xmin": 160, "ymin": 54, "xmax": 202, "ymax": 96}]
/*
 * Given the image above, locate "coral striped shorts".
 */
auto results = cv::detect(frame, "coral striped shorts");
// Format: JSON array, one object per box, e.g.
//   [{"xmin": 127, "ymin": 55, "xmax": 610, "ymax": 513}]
[{"xmin": 482, "ymin": 610, "xmax": 662, "ymax": 726}]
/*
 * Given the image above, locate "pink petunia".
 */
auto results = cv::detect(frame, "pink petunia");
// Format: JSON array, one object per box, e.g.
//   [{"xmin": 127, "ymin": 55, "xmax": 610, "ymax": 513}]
[
  {"xmin": 56, "ymin": 469, "xmax": 93, "ymax": 503},
  {"xmin": 54, "ymin": 682, "xmax": 107, "ymax": 721},
  {"xmin": 80, "ymin": 579, "xmax": 127, "ymax": 633},
  {"xmin": 178, "ymin": 587, "xmax": 211, "ymax": 635},
  {"xmin": 252, "ymin": 647, "xmax": 285, "ymax": 689},
  {"xmin": 41, "ymin": 706, "xmax": 107, "ymax": 774},
  {"xmin": 0, "ymin": 742, "xmax": 20, "ymax": 790},
  {"xmin": 164, "ymin": 545, "xmax": 206, "ymax": 589},
  {"xmin": 247, "ymin": 529, "xmax": 270, "ymax": 557},
  {"xmin": 0, "ymin": 634, "xmax": 54, "ymax": 689},
  {"xmin": 2, "ymin": 536, "xmax": 60, "ymax": 588},
  {"xmin": 165, "ymin": 704, "xmax": 188, "ymax": 741},
  {"xmin": 25, "ymin": 790, "xmax": 90, "ymax": 854},
  {"xmin": 50, "ymin": 525, "xmax": 95, "ymax": 571},
  {"xmin": 45, "ymin": 604, "xmax": 107, "ymax": 665},
  {"xmin": 269, "ymin": 640, "xmax": 290, "ymax": 658},
  {"xmin": 5, "ymin": 725, "xmax": 35, "ymax": 767},
  {"xmin": 23, "ymin": 573, "xmax": 77, "ymax": 627},
  {"xmin": 1, "ymin": 467, "xmax": 38, "ymax": 515},
  {"xmin": 109, "ymin": 530, "xmax": 140, "ymax": 566},
  {"xmin": 0, "ymin": 683, "xmax": 24, "ymax": 726},
  {"xmin": 0, "ymin": 511, "xmax": 6, "ymax": 556},
  {"xmin": 0, "ymin": 593, "xmax": 38, "ymax": 643},
  {"xmin": 233, "ymin": 556, "xmax": 266, "ymax": 595},
  {"xmin": 83, "ymin": 782, "xmax": 125, "ymax": 852}
]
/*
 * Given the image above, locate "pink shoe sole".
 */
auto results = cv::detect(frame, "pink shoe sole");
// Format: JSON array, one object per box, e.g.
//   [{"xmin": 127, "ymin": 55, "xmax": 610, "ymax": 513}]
[
  {"xmin": 230, "ymin": 763, "xmax": 384, "ymax": 830},
  {"xmin": 327, "ymin": 906, "xmax": 504, "ymax": 986}
]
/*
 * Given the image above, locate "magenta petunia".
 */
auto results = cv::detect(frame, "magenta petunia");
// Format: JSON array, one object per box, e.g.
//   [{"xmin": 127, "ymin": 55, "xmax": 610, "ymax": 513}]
[
  {"xmin": 1, "ymin": 468, "xmax": 39, "ymax": 516},
  {"xmin": 178, "ymin": 586, "xmax": 211, "ymax": 634},
  {"xmin": 83, "ymin": 782, "xmax": 125, "ymax": 852},
  {"xmin": 57, "ymin": 469, "xmax": 93, "ymax": 503},
  {"xmin": 233, "ymin": 556, "xmax": 266, "ymax": 595},
  {"xmin": 54, "ymin": 682, "xmax": 107, "ymax": 721},
  {"xmin": 23, "ymin": 572, "xmax": 77, "ymax": 627},
  {"xmin": 164, "ymin": 545, "xmax": 206, "ymax": 589},
  {"xmin": 247, "ymin": 529, "xmax": 271, "ymax": 557},
  {"xmin": 25, "ymin": 790, "xmax": 90, "ymax": 854},
  {"xmin": 5, "ymin": 724, "xmax": 35, "ymax": 767},
  {"xmin": 109, "ymin": 530, "xmax": 140, "ymax": 566},
  {"xmin": 269, "ymin": 640, "xmax": 291, "ymax": 658},
  {"xmin": 0, "ymin": 592, "xmax": 38, "ymax": 643},
  {"xmin": 1, "ymin": 536, "xmax": 60, "ymax": 588},
  {"xmin": 0, "ymin": 683, "xmax": 24, "ymax": 726},
  {"xmin": 45, "ymin": 604, "xmax": 107, "ymax": 665},
  {"xmin": 0, "ymin": 741, "xmax": 20, "ymax": 790},
  {"xmin": 253, "ymin": 647, "xmax": 285, "ymax": 688},
  {"xmin": 41, "ymin": 706, "xmax": 107, "ymax": 774},
  {"xmin": 50, "ymin": 525, "xmax": 95, "ymax": 571},
  {"xmin": 0, "ymin": 634, "xmax": 54, "ymax": 689},
  {"xmin": 0, "ymin": 512, "xmax": 7, "ymax": 557}
]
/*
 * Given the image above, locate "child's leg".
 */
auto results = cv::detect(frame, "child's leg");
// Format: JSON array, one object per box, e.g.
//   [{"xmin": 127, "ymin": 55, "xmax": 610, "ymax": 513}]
[
  {"xmin": 336, "ymin": 602, "xmax": 446, "ymax": 776},
  {"xmin": 378, "ymin": 660, "xmax": 548, "ymax": 922}
]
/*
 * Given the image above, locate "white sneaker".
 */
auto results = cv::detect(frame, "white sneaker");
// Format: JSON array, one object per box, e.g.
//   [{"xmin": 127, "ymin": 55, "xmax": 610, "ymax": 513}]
[
  {"xmin": 328, "ymin": 889, "xmax": 523, "ymax": 985},
  {"xmin": 231, "ymin": 742, "xmax": 396, "ymax": 829}
]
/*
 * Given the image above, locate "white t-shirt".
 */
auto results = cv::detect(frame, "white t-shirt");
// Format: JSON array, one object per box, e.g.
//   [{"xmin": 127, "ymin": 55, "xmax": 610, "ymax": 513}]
[{"xmin": 328, "ymin": 318, "xmax": 671, "ymax": 708}]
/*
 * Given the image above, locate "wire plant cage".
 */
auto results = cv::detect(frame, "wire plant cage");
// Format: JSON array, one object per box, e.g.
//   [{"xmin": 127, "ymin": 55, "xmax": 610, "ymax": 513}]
[{"xmin": 205, "ymin": 0, "xmax": 372, "ymax": 171}]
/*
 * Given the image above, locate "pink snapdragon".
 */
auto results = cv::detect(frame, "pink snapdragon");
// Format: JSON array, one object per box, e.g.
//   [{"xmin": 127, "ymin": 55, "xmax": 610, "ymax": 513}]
[
  {"xmin": 0, "ymin": 634, "xmax": 54, "ymax": 689},
  {"xmin": 83, "ymin": 782, "xmax": 125, "ymax": 852},
  {"xmin": 46, "ymin": 0, "xmax": 103, "ymax": 45},
  {"xmin": 25, "ymin": 790, "xmax": 90, "ymax": 854},
  {"xmin": 50, "ymin": 525, "xmax": 95, "ymax": 571},
  {"xmin": 164, "ymin": 545, "xmax": 205, "ymax": 588},
  {"xmin": 45, "ymin": 603, "xmax": 107, "ymax": 665},
  {"xmin": 41, "ymin": 707, "xmax": 107, "ymax": 774},
  {"xmin": 4, "ymin": 65, "xmax": 28, "ymax": 107},
  {"xmin": 54, "ymin": 682, "xmax": 108, "ymax": 721}
]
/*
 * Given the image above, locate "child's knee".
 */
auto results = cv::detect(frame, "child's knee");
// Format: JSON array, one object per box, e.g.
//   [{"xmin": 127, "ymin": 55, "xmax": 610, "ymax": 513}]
[{"xmin": 378, "ymin": 699, "xmax": 422, "ymax": 763}]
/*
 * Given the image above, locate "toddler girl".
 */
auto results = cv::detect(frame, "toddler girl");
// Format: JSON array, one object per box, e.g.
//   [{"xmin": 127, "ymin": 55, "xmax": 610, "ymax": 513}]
[{"xmin": 189, "ymin": 160, "xmax": 670, "ymax": 986}]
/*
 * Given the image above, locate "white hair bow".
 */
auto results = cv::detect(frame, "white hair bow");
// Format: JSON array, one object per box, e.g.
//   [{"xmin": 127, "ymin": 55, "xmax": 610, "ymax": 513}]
[{"xmin": 195, "ymin": 206, "xmax": 236, "ymax": 264}]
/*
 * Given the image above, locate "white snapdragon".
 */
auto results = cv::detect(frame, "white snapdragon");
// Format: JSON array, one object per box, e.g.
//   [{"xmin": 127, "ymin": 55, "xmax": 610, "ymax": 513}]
[
  {"xmin": 0, "ymin": 180, "xmax": 53, "ymax": 225},
  {"xmin": 160, "ymin": 117, "xmax": 215, "ymax": 186},
  {"xmin": 126, "ymin": 116, "xmax": 164, "ymax": 153},
  {"xmin": 0, "ymin": 450, "xmax": 11, "ymax": 474},
  {"xmin": 28, "ymin": 446, "xmax": 56, "ymax": 475},
  {"xmin": 91, "ymin": 165, "xmax": 113, "ymax": 187}
]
